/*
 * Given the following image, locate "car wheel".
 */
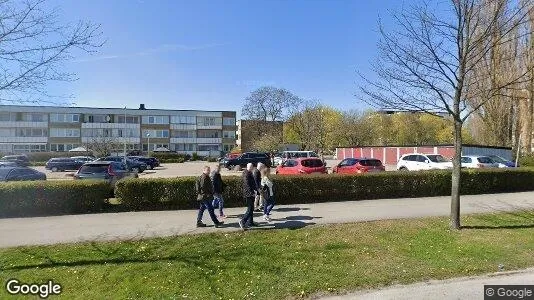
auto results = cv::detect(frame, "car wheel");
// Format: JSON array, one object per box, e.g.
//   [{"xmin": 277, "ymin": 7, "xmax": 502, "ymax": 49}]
[
  {"xmin": 132, "ymin": 167, "xmax": 140, "ymax": 173},
  {"xmin": 399, "ymin": 167, "xmax": 408, "ymax": 171},
  {"xmin": 146, "ymin": 165, "xmax": 153, "ymax": 170},
  {"xmin": 51, "ymin": 167, "xmax": 58, "ymax": 172}
]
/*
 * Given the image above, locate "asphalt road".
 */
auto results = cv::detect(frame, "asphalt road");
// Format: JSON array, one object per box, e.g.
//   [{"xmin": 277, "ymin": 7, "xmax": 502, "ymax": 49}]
[
  {"xmin": 1, "ymin": 191, "xmax": 533, "ymax": 248},
  {"xmin": 319, "ymin": 268, "xmax": 534, "ymax": 300}
]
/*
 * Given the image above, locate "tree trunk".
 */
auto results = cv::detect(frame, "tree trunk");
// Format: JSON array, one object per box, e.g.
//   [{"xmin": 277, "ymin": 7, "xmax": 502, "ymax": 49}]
[{"xmin": 450, "ymin": 119, "xmax": 463, "ymax": 230}]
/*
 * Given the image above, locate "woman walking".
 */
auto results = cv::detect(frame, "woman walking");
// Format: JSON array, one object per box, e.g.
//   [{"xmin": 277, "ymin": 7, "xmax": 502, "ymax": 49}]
[{"xmin": 261, "ymin": 167, "xmax": 275, "ymax": 221}]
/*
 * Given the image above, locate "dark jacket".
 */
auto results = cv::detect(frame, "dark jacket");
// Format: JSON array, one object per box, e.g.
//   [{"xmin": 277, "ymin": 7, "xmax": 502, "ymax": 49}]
[
  {"xmin": 242, "ymin": 170, "xmax": 256, "ymax": 198},
  {"xmin": 252, "ymin": 168, "xmax": 261, "ymax": 190},
  {"xmin": 196, "ymin": 173, "xmax": 213, "ymax": 201},
  {"xmin": 211, "ymin": 171, "xmax": 225, "ymax": 194}
]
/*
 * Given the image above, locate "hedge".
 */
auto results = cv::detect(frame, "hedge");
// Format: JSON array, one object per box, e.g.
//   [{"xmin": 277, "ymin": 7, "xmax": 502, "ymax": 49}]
[
  {"xmin": 519, "ymin": 154, "xmax": 534, "ymax": 167},
  {"xmin": 0, "ymin": 180, "xmax": 112, "ymax": 218},
  {"xmin": 115, "ymin": 168, "xmax": 534, "ymax": 210}
]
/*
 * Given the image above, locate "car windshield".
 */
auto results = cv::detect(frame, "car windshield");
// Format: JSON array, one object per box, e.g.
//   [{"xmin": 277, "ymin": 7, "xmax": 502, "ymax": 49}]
[
  {"xmin": 78, "ymin": 165, "xmax": 109, "ymax": 174},
  {"xmin": 426, "ymin": 155, "xmax": 449, "ymax": 163},
  {"xmin": 360, "ymin": 159, "xmax": 382, "ymax": 166}
]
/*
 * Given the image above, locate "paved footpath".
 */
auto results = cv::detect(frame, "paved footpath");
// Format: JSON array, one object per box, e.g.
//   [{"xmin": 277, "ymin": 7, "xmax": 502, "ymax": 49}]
[
  {"xmin": 319, "ymin": 268, "xmax": 534, "ymax": 300},
  {"xmin": 1, "ymin": 191, "xmax": 534, "ymax": 248}
]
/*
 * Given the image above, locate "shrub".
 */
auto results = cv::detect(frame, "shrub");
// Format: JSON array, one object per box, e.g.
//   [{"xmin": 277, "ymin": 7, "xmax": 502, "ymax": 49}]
[
  {"xmin": 192, "ymin": 152, "xmax": 199, "ymax": 161},
  {"xmin": 151, "ymin": 152, "xmax": 190, "ymax": 161},
  {"xmin": 0, "ymin": 180, "xmax": 112, "ymax": 218},
  {"xmin": 160, "ymin": 158, "xmax": 185, "ymax": 164},
  {"xmin": 519, "ymin": 154, "xmax": 534, "ymax": 167},
  {"xmin": 207, "ymin": 157, "xmax": 218, "ymax": 162},
  {"xmin": 115, "ymin": 169, "xmax": 534, "ymax": 211}
]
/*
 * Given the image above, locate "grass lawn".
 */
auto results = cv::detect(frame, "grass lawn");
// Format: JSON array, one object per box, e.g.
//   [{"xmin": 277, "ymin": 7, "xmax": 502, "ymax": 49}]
[{"xmin": 1, "ymin": 211, "xmax": 534, "ymax": 299}]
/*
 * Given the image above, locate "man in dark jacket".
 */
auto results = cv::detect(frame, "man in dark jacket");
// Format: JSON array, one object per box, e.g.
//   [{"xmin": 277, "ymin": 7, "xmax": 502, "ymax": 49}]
[
  {"xmin": 196, "ymin": 166, "xmax": 223, "ymax": 228},
  {"xmin": 239, "ymin": 163, "xmax": 258, "ymax": 230},
  {"xmin": 211, "ymin": 165, "xmax": 226, "ymax": 218},
  {"xmin": 253, "ymin": 163, "xmax": 263, "ymax": 210}
]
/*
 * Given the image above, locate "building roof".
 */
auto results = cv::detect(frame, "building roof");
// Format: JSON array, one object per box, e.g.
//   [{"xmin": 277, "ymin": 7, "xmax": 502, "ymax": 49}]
[{"xmin": 0, "ymin": 104, "xmax": 236, "ymax": 115}]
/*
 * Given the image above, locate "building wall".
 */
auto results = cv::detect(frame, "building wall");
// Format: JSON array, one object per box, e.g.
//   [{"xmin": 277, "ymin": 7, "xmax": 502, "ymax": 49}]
[
  {"xmin": 0, "ymin": 105, "xmax": 236, "ymax": 156},
  {"xmin": 336, "ymin": 145, "xmax": 512, "ymax": 165}
]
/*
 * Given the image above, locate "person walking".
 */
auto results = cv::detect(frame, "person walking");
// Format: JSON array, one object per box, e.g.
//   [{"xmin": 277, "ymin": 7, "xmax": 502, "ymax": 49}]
[
  {"xmin": 211, "ymin": 165, "xmax": 226, "ymax": 219},
  {"xmin": 253, "ymin": 163, "xmax": 264, "ymax": 211},
  {"xmin": 196, "ymin": 166, "xmax": 223, "ymax": 228},
  {"xmin": 261, "ymin": 167, "xmax": 275, "ymax": 221},
  {"xmin": 239, "ymin": 163, "xmax": 258, "ymax": 230}
]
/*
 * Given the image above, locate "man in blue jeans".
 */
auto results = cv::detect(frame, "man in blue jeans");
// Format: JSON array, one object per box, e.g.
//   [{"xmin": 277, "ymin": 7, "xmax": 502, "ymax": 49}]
[{"xmin": 196, "ymin": 166, "xmax": 224, "ymax": 228}]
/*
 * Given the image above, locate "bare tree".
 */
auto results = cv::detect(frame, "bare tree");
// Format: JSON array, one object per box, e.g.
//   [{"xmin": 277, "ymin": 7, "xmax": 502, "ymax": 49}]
[
  {"xmin": 360, "ymin": 0, "xmax": 532, "ymax": 229},
  {"xmin": 0, "ymin": 0, "xmax": 103, "ymax": 104},
  {"xmin": 241, "ymin": 86, "xmax": 301, "ymax": 122},
  {"xmin": 82, "ymin": 136, "xmax": 119, "ymax": 158}
]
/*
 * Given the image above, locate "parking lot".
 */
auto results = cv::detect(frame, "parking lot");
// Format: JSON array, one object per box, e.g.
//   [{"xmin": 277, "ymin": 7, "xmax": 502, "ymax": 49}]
[{"xmin": 33, "ymin": 160, "xmax": 400, "ymax": 180}]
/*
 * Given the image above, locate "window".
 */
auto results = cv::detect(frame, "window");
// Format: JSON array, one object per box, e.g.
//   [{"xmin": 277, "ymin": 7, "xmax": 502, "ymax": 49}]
[
  {"xmin": 360, "ymin": 159, "xmax": 382, "ymax": 166},
  {"xmin": 416, "ymin": 155, "xmax": 427, "ymax": 163},
  {"xmin": 87, "ymin": 115, "xmax": 108, "ymax": 123},
  {"xmin": 0, "ymin": 144, "xmax": 11, "ymax": 152},
  {"xmin": 403, "ymin": 155, "xmax": 417, "ymax": 161},
  {"xmin": 197, "ymin": 130, "xmax": 220, "ymax": 138},
  {"xmin": 301, "ymin": 159, "xmax": 324, "ymax": 168},
  {"xmin": 223, "ymin": 131, "xmax": 236, "ymax": 139},
  {"xmin": 340, "ymin": 159, "xmax": 356, "ymax": 167},
  {"xmin": 50, "ymin": 114, "xmax": 80, "ymax": 123},
  {"xmin": 223, "ymin": 117, "xmax": 236, "ymax": 126},
  {"xmin": 477, "ymin": 157, "xmax": 493, "ymax": 164},
  {"xmin": 117, "ymin": 116, "xmax": 139, "ymax": 124},
  {"xmin": 50, "ymin": 128, "xmax": 80, "ymax": 137},
  {"xmin": 284, "ymin": 160, "xmax": 298, "ymax": 167},
  {"xmin": 0, "ymin": 112, "xmax": 15, "ymax": 122},
  {"xmin": 461, "ymin": 157, "xmax": 472, "ymax": 163},
  {"xmin": 15, "ymin": 128, "xmax": 47, "ymax": 137},
  {"xmin": 171, "ymin": 130, "xmax": 195, "ymax": 138},
  {"xmin": 22, "ymin": 113, "xmax": 47, "ymax": 122},
  {"xmin": 12, "ymin": 144, "xmax": 46, "ymax": 152},
  {"xmin": 174, "ymin": 143, "xmax": 196, "ymax": 151},
  {"xmin": 427, "ymin": 155, "xmax": 448, "ymax": 163},
  {"xmin": 197, "ymin": 117, "xmax": 222, "ymax": 127},
  {"xmin": 171, "ymin": 116, "xmax": 196, "ymax": 124},
  {"xmin": 143, "ymin": 130, "xmax": 169, "ymax": 138},
  {"xmin": 197, "ymin": 145, "xmax": 220, "ymax": 151},
  {"xmin": 142, "ymin": 116, "xmax": 169, "ymax": 124}
]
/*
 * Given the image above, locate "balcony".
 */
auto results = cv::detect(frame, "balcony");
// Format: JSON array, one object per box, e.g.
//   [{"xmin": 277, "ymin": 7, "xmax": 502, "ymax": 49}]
[
  {"xmin": 0, "ymin": 137, "xmax": 48, "ymax": 143},
  {"xmin": 81, "ymin": 123, "xmax": 140, "ymax": 129},
  {"xmin": 196, "ymin": 138, "xmax": 222, "ymax": 144},
  {"xmin": 170, "ymin": 138, "xmax": 197, "ymax": 144},
  {"xmin": 0, "ymin": 121, "xmax": 48, "ymax": 128},
  {"xmin": 82, "ymin": 137, "xmax": 140, "ymax": 143},
  {"xmin": 170, "ymin": 124, "xmax": 196, "ymax": 130},
  {"xmin": 196, "ymin": 124, "xmax": 222, "ymax": 130}
]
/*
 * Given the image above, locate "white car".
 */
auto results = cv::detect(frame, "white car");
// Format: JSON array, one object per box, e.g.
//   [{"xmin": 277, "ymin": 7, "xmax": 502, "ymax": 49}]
[
  {"xmin": 460, "ymin": 155, "xmax": 498, "ymax": 169},
  {"xmin": 397, "ymin": 154, "xmax": 453, "ymax": 171}
]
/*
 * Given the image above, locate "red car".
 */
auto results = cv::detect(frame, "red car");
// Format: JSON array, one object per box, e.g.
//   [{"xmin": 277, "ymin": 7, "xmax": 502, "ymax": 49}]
[
  {"xmin": 276, "ymin": 158, "xmax": 327, "ymax": 175},
  {"xmin": 332, "ymin": 158, "xmax": 385, "ymax": 174}
]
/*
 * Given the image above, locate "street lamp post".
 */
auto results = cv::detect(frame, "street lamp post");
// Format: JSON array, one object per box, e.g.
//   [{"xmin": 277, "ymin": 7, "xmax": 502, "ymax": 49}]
[
  {"xmin": 146, "ymin": 133, "xmax": 151, "ymax": 157},
  {"xmin": 123, "ymin": 107, "xmax": 127, "ymax": 163}
]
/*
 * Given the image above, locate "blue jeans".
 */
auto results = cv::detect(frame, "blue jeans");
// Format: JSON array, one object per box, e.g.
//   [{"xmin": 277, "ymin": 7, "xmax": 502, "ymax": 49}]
[
  {"xmin": 197, "ymin": 199, "xmax": 220, "ymax": 224},
  {"xmin": 263, "ymin": 195, "xmax": 275, "ymax": 215},
  {"xmin": 213, "ymin": 194, "xmax": 224, "ymax": 216}
]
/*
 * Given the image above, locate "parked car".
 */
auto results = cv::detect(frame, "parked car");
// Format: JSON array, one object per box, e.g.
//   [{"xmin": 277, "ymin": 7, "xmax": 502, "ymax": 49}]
[
  {"xmin": 275, "ymin": 158, "xmax": 327, "ymax": 175},
  {"xmin": 0, "ymin": 167, "xmax": 46, "ymax": 182},
  {"xmin": 71, "ymin": 156, "xmax": 95, "ymax": 163},
  {"xmin": 45, "ymin": 158, "xmax": 85, "ymax": 172},
  {"xmin": 397, "ymin": 154, "xmax": 453, "ymax": 171},
  {"xmin": 461, "ymin": 156, "xmax": 498, "ymax": 169},
  {"xmin": 73, "ymin": 161, "xmax": 137, "ymax": 186},
  {"xmin": 129, "ymin": 156, "xmax": 160, "ymax": 170},
  {"xmin": 221, "ymin": 152, "xmax": 272, "ymax": 170},
  {"xmin": 0, "ymin": 161, "xmax": 18, "ymax": 167},
  {"xmin": 333, "ymin": 158, "xmax": 386, "ymax": 174},
  {"xmin": 1, "ymin": 155, "xmax": 30, "ymax": 167},
  {"xmin": 95, "ymin": 156, "xmax": 147, "ymax": 173},
  {"xmin": 486, "ymin": 155, "xmax": 518, "ymax": 168}
]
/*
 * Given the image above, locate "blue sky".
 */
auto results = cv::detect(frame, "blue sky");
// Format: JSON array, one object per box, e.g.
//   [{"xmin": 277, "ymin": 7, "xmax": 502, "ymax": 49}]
[{"xmin": 48, "ymin": 0, "xmax": 402, "ymax": 114}]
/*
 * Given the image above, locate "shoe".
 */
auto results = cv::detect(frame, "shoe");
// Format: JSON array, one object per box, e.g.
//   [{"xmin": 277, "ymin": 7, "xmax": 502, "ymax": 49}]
[
  {"xmin": 214, "ymin": 222, "xmax": 224, "ymax": 228},
  {"xmin": 238, "ymin": 220, "xmax": 245, "ymax": 231},
  {"xmin": 266, "ymin": 215, "xmax": 272, "ymax": 222},
  {"xmin": 220, "ymin": 215, "xmax": 227, "ymax": 219},
  {"xmin": 262, "ymin": 215, "xmax": 268, "ymax": 221},
  {"xmin": 196, "ymin": 222, "xmax": 207, "ymax": 228}
]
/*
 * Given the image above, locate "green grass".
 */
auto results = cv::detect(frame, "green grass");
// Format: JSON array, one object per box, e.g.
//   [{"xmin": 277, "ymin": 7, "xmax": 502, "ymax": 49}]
[{"xmin": 1, "ymin": 211, "xmax": 534, "ymax": 299}]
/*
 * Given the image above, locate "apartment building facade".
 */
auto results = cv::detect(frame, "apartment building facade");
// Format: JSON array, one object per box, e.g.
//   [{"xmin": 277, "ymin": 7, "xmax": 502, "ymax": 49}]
[{"xmin": 0, "ymin": 104, "xmax": 237, "ymax": 157}]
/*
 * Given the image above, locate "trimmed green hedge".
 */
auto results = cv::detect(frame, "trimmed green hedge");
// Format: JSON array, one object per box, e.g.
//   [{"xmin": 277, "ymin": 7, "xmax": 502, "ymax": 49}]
[
  {"xmin": 0, "ymin": 180, "xmax": 112, "ymax": 218},
  {"xmin": 115, "ymin": 169, "xmax": 534, "ymax": 210}
]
